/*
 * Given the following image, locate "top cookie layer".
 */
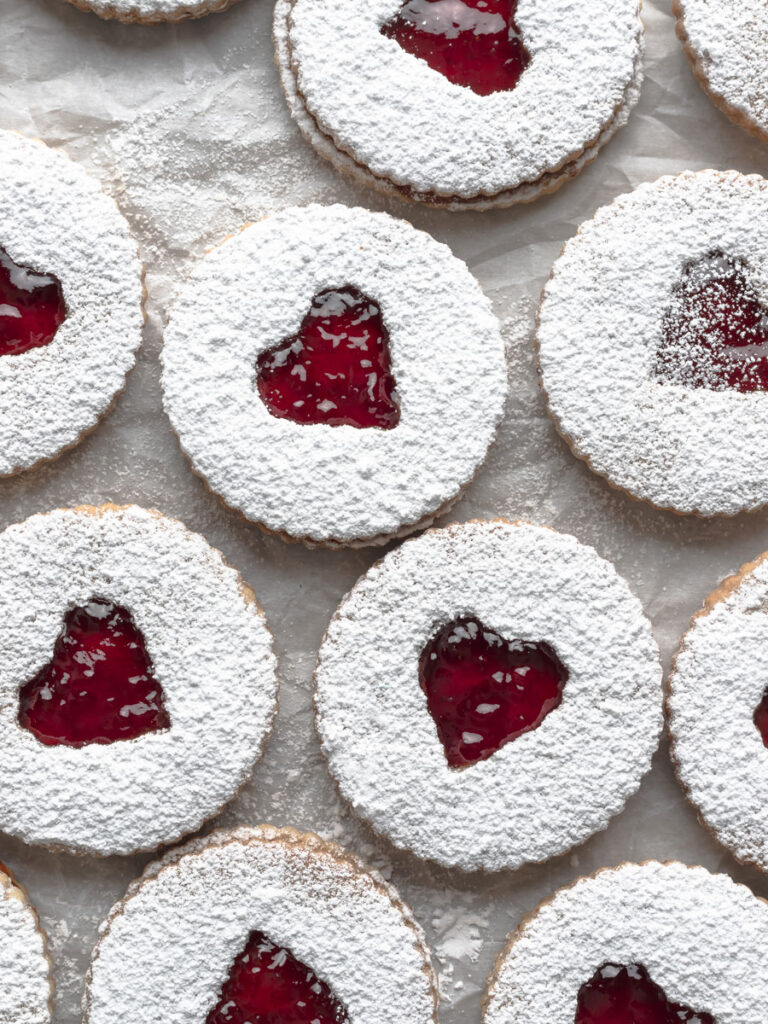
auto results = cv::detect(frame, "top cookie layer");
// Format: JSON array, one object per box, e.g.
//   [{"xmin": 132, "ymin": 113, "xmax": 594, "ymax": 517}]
[
  {"xmin": 485, "ymin": 862, "xmax": 768, "ymax": 1024},
  {"xmin": 676, "ymin": 0, "xmax": 768, "ymax": 141},
  {"xmin": 538, "ymin": 169, "xmax": 768, "ymax": 516},
  {"xmin": 162, "ymin": 205, "xmax": 507, "ymax": 546},
  {"xmin": 285, "ymin": 0, "xmax": 642, "ymax": 200},
  {"xmin": 0, "ymin": 131, "xmax": 143, "ymax": 476},
  {"xmin": 315, "ymin": 520, "xmax": 662, "ymax": 871}
]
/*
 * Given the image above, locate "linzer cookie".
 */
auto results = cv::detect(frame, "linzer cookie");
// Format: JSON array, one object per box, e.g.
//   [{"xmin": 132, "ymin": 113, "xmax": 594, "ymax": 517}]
[
  {"xmin": 0, "ymin": 131, "xmax": 143, "ymax": 476},
  {"xmin": 0, "ymin": 865, "xmax": 52, "ymax": 1024},
  {"xmin": 314, "ymin": 520, "xmax": 662, "ymax": 871},
  {"xmin": 484, "ymin": 862, "xmax": 768, "ymax": 1023},
  {"xmin": 61, "ymin": 0, "xmax": 241, "ymax": 23},
  {"xmin": 161, "ymin": 205, "xmax": 507, "ymax": 547},
  {"xmin": 84, "ymin": 826, "xmax": 438, "ymax": 1024},
  {"xmin": 274, "ymin": 0, "xmax": 644, "ymax": 209},
  {"xmin": 668, "ymin": 552, "xmax": 768, "ymax": 873},
  {"xmin": 0, "ymin": 504, "xmax": 278, "ymax": 856},
  {"xmin": 675, "ymin": 0, "xmax": 768, "ymax": 142},
  {"xmin": 537, "ymin": 169, "xmax": 768, "ymax": 516}
]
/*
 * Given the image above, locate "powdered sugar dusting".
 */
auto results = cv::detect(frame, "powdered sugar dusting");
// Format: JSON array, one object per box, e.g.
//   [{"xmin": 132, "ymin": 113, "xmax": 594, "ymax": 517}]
[
  {"xmin": 537, "ymin": 169, "xmax": 768, "ymax": 516},
  {"xmin": 668, "ymin": 554, "xmax": 768, "ymax": 870},
  {"xmin": 161, "ymin": 205, "xmax": 507, "ymax": 546},
  {"xmin": 85, "ymin": 827, "xmax": 438, "ymax": 1024},
  {"xmin": 0, "ymin": 131, "xmax": 143, "ymax": 477},
  {"xmin": 62, "ymin": 0, "xmax": 236, "ymax": 21},
  {"xmin": 285, "ymin": 0, "xmax": 643, "ymax": 199},
  {"xmin": 485, "ymin": 862, "xmax": 768, "ymax": 1024},
  {"xmin": 315, "ymin": 520, "xmax": 662, "ymax": 871},
  {"xmin": 677, "ymin": 0, "xmax": 768, "ymax": 139},
  {"xmin": 0, "ymin": 505, "xmax": 278, "ymax": 856},
  {"xmin": 0, "ymin": 870, "xmax": 52, "ymax": 1024}
]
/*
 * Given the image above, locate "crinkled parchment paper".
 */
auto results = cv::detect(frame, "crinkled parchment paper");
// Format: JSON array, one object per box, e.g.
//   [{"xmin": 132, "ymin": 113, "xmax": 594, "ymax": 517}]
[{"xmin": 3, "ymin": 0, "xmax": 768, "ymax": 1020}]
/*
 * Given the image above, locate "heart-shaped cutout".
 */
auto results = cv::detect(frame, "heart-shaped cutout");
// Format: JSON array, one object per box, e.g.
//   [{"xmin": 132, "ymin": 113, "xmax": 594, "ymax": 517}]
[
  {"xmin": 206, "ymin": 930, "xmax": 348, "ymax": 1024},
  {"xmin": 381, "ymin": 0, "xmax": 530, "ymax": 97},
  {"xmin": 655, "ymin": 250, "xmax": 768, "ymax": 392},
  {"xmin": 18, "ymin": 597, "xmax": 170, "ymax": 747},
  {"xmin": 0, "ymin": 246, "xmax": 66, "ymax": 357},
  {"xmin": 575, "ymin": 963, "xmax": 714, "ymax": 1024},
  {"xmin": 418, "ymin": 616, "xmax": 567, "ymax": 768},
  {"xmin": 256, "ymin": 285, "xmax": 399, "ymax": 430}
]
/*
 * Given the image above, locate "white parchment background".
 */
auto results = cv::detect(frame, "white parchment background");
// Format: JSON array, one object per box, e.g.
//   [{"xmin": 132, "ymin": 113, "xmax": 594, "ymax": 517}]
[{"xmin": 3, "ymin": 0, "xmax": 768, "ymax": 1020}]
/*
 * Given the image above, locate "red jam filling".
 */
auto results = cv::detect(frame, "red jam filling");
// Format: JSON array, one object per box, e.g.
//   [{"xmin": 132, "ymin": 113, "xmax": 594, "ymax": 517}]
[
  {"xmin": 381, "ymin": 0, "xmax": 530, "ymax": 97},
  {"xmin": 18, "ymin": 598, "xmax": 170, "ymax": 748},
  {"xmin": 418, "ymin": 616, "xmax": 567, "ymax": 768},
  {"xmin": 0, "ymin": 246, "xmax": 66, "ymax": 357},
  {"xmin": 754, "ymin": 690, "xmax": 768, "ymax": 747},
  {"xmin": 656, "ymin": 250, "xmax": 768, "ymax": 392},
  {"xmin": 206, "ymin": 931, "xmax": 348, "ymax": 1024},
  {"xmin": 256, "ymin": 285, "xmax": 400, "ymax": 430},
  {"xmin": 575, "ymin": 963, "xmax": 714, "ymax": 1024}
]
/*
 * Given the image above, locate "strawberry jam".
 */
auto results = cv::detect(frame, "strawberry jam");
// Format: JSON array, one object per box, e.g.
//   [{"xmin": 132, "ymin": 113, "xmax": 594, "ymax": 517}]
[
  {"xmin": 18, "ymin": 598, "xmax": 170, "ymax": 747},
  {"xmin": 575, "ymin": 963, "xmax": 714, "ymax": 1024},
  {"xmin": 754, "ymin": 690, "xmax": 768, "ymax": 747},
  {"xmin": 0, "ymin": 245, "xmax": 66, "ymax": 356},
  {"xmin": 256, "ymin": 285, "xmax": 399, "ymax": 430},
  {"xmin": 656, "ymin": 250, "xmax": 768, "ymax": 392},
  {"xmin": 419, "ymin": 616, "xmax": 567, "ymax": 768},
  {"xmin": 206, "ymin": 930, "xmax": 348, "ymax": 1024},
  {"xmin": 381, "ymin": 0, "xmax": 530, "ymax": 97}
]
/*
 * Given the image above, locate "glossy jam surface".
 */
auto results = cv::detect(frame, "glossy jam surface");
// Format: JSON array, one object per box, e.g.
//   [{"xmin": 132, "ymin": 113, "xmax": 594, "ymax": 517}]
[
  {"xmin": 0, "ymin": 246, "xmax": 66, "ymax": 357},
  {"xmin": 206, "ymin": 930, "xmax": 348, "ymax": 1024},
  {"xmin": 656, "ymin": 250, "xmax": 768, "ymax": 392},
  {"xmin": 381, "ymin": 0, "xmax": 530, "ymax": 96},
  {"xmin": 575, "ymin": 964, "xmax": 714, "ymax": 1024},
  {"xmin": 18, "ymin": 598, "xmax": 170, "ymax": 748},
  {"xmin": 256, "ymin": 285, "xmax": 400, "ymax": 430},
  {"xmin": 419, "ymin": 616, "xmax": 567, "ymax": 768}
]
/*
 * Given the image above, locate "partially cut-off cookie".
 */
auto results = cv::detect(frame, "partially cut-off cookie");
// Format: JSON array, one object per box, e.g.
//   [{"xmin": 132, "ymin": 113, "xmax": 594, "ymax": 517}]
[
  {"xmin": 60, "ymin": 0, "xmax": 242, "ymax": 24},
  {"xmin": 315, "ymin": 520, "xmax": 662, "ymax": 871},
  {"xmin": 275, "ymin": 0, "xmax": 644, "ymax": 209},
  {"xmin": 84, "ymin": 826, "xmax": 438, "ymax": 1024},
  {"xmin": 0, "ymin": 131, "xmax": 143, "ymax": 476},
  {"xmin": 668, "ymin": 551, "xmax": 768, "ymax": 873},
  {"xmin": 484, "ymin": 861, "xmax": 768, "ymax": 1024},
  {"xmin": 675, "ymin": 0, "xmax": 768, "ymax": 143},
  {"xmin": 0, "ymin": 864, "xmax": 52, "ymax": 1024},
  {"xmin": 162, "ymin": 205, "xmax": 507, "ymax": 547},
  {"xmin": 537, "ymin": 169, "xmax": 768, "ymax": 516},
  {"xmin": 0, "ymin": 504, "xmax": 278, "ymax": 856}
]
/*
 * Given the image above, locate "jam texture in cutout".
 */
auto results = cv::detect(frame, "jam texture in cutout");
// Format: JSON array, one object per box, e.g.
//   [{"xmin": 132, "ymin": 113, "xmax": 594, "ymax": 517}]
[
  {"xmin": 754, "ymin": 689, "xmax": 768, "ymax": 747},
  {"xmin": 575, "ymin": 963, "xmax": 714, "ymax": 1024},
  {"xmin": 381, "ymin": 0, "xmax": 531, "ymax": 97},
  {"xmin": 0, "ymin": 245, "xmax": 66, "ymax": 357},
  {"xmin": 18, "ymin": 597, "xmax": 170, "ymax": 748},
  {"xmin": 206, "ymin": 930, "xmax": 348, "ymax": 1024},
  {"xmin": 256, "ymin": 285, "xmax": 400, "ymax": 430},
  {"xmin": 418, "ymin": 616, "xmax": 567, "ymax": 768},
  {"xmin": 656, "ymin": 250, "xmax": 768, "ymax": 392}
]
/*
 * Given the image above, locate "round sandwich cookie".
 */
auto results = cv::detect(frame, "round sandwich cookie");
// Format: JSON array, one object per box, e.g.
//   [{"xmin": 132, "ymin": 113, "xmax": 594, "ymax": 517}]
[
  {"xmin": 61, "ymin": 0, "xmax": 240, "ymax": 23},
  {"xmin": 668, "ymin": 551, "xmax": 768, "ymax": 873},
  {"xmin": 0, "ymin": 130, "xmax": 143, "ymax": 477},
  {"xmin": 274, "ymin": 0, "xmax": 644, "ymax": 209},
  {"xmin": 0, "ymin": 504, "xmax": 278, "ymax": 857},
  {"xmin": 675, "ymin": 0, "xmax": 768, "ymax": 143},
  {"xmin": 84, "ymin": 825, "xmax": 439, "ymax": 1024},
  {"xmin": 162, "ymin": 204, "xmax": 507, "ymax": 547},
  {"xmin": 484, "ymin": 861, "xmax": 768, "ymax": 1024},
  {"xmin": 314, "ymin": 519, "xmax": 662, "ymax": 872},
  {"xmin": 0, "ymin": 864, "xmax": 52, "ymax": 1024},
  {"xmin": 537, "ymin": 169, "xmax": 768, "ymax": 517}
]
